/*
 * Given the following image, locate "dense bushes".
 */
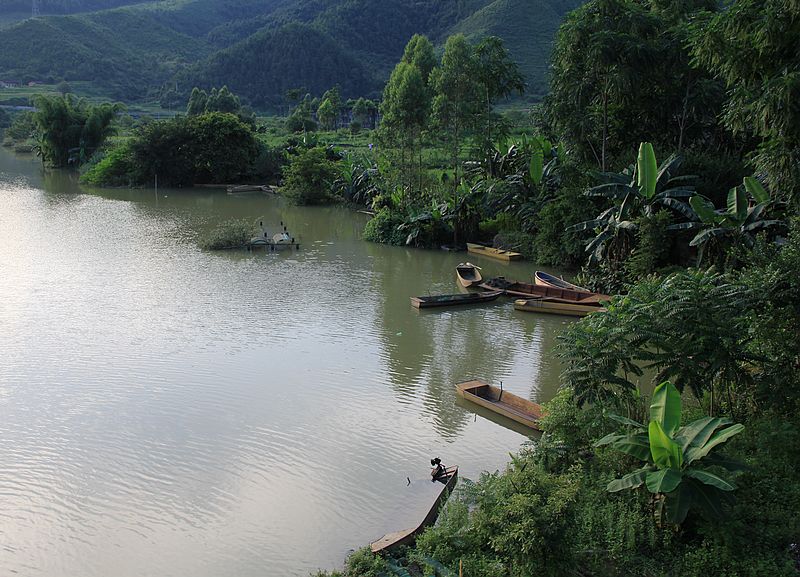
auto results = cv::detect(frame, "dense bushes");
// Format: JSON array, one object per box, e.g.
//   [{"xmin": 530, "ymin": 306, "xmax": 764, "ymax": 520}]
[
  {"xmin": 281, "ymin": 147, "xmax": 340, "ymax": 205},
  {"xmin": 81, "ymin": 112, "xmax": 259, "ymax": 186}
]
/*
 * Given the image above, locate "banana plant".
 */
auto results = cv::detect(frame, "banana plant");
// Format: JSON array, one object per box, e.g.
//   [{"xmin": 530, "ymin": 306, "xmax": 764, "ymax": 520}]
[
  {"xmin": 595, "ymin": 381, "xmax": 744, "ymax": 525},
  {"xmin": 569, "ymin": 142, "xmax": 698, "ymax": 264},
  {"xmin": 670, "ymin": 177, "xmax": 785, "ymax": 265}
]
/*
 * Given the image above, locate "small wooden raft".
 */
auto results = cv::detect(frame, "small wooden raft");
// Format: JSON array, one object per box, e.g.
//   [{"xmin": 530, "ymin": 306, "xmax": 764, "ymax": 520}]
[
  {"xmin": 456, "ymin": 380, "xmax": 544, "ymax": 431},
  {"xmin": 371, "ymin": 466, "xmax": 459, "ymax": 554}
]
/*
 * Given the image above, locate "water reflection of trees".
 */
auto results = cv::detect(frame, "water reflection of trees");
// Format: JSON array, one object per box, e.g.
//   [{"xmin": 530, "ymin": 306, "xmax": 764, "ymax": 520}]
[{"xmin": 367, "ymin": 243, "xmax": 549, "ymax": 440}]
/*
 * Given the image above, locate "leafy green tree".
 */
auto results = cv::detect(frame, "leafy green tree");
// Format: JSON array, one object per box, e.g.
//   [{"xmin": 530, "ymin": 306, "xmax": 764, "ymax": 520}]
[
  {"xmin": 379, "ymin": 56, "xmax": 431, "ymax": 192},
  {"xmin": 560, "ymin": 270, "xmax": 759, "ymax": 415},
  {"xmin": 474, "ymin": 36, "xmax": 525, "ymax": 146},
  {"xmin": 597, "ymin": 381, "xmax": 744, "ymax": 525},
  {"xmin": 186, "ymin": 87, "xmax": 209, "ymax": 116},
  {"xmin": 186, "ymin": 112, "xmax": 259, "ymax": 183},
  {"xmin": 401, "ymin": 33, "xmax": 437, "ymax": 83},
  {"xmin": 690, "ymin": 0, "xmax": 800, "ymax": 203},
  {"xmin": 317, "ymin": 98, "xmax": 337, "ymax": 131},
  {"xmin": 32, "ymin": 94, "xmax": 123, "ymax": 167},
  {"xmin": 127, "ymin": 112, "xmax": 258, "ymax": 186},
  {"xmin": 547, "ymin": 0, "xmax": 721, "ymax": 169},
  {"xmin": 350, "ymin": 97, "xmax": 377, "ymax": 129},
  {"xmin": 206, "ymin": 85, "xmax": 241, "ymax": 114},
  {"xmin": 281, "ymin": 147, "xmax": 339, "ymax": 205},
  {"xmin": 430, "ymin": 34, "xmax": 484, "ymax": 187}
]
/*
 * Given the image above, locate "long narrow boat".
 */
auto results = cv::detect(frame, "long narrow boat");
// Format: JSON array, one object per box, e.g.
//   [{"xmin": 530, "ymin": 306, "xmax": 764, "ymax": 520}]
[
  {"xmin": 534, "ymin": 270, "xmax": 590, "ymax": 293},
  {"xmin": 455, "ymin": 262, "xmax": 483, "ymax": 288},
  {"xmin": 479, "ymin": 276, "xmax": 609, "ymax": 304},
  {"xmin": 371, "ymin": 466, "xmax": 459, "ymax": 554},
  {"xmin": 410, "ymin": 290, "xmax": 502, "ymax": 309},
  {"xmin": 466, "ymin": 242, "xmax": 522, "ymax": 262},
  {"xmin": 456, "ymin": 380, "xmax": 544, "ymax": 430},
  {"xmin": 514, "ymin": 297, "xmax": 605, "ymax": 317}
]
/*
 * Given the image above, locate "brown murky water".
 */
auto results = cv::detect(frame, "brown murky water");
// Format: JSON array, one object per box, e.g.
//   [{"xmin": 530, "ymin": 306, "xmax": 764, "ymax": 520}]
[{"xmin": 0, "ymin": 148, "xmax": 575, "ymax": 576}]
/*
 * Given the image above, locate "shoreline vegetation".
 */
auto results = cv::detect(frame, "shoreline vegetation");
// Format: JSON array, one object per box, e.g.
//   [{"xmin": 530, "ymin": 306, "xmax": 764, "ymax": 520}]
[{"xmin": 2, "ymin": 0, "xmax": 799, "ymax": 575}]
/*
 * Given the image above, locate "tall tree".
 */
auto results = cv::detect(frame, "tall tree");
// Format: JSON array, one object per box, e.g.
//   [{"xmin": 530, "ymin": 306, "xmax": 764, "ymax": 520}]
[
  {"xmin": 690, "ymin": 0, "xmax": 800, "ymax": 204},
  {"xmin": 546, "ymin": 0, "xmax": 721, "ymax": 170},
  {"xmin": 32, "ymin": 94, "xmax": 123, "ymax": 167},
  {"xmin": 474, "ymin": 36, "xmax": 525, "ymax": 147},
  {"xmin": 431, "ymin": 34, "xmax": 484, "ymax": 187},
  {"xmin": 380, "ymin": 36, "xmax": 435, "ymax": 193},
  {"xmin": 401, "ymin": 34, "xmax": 437, "ymax": 83}
]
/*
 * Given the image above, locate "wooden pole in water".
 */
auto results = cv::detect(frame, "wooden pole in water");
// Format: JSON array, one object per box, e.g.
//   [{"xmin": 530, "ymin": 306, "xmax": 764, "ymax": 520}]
[{"xmin": 459, "ymin": 559, "xmax": 463, "ymax": 577}]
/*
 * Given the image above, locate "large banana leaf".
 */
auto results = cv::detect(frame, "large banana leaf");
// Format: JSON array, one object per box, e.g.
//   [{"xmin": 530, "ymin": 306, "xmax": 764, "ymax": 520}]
[
  {"xmin": 646, "ymin": 468, "xmax": 683, "ymax": 493},
  {"xmin": 585, "ymin": 182, "xmax": 633, "ymax": 198},
  {"xmin": 743, "ymin": 219, "xmax": 783, "ymax": 233},
  {"xmin": 650, "ymin": 381, "xmax": 681, "ymax": 435},
  {"xmin": 689, "ymin": 227, "xmax": 728, "ymax": 247},
  {"xmin": 609, "ymin": 433, "xmax": 652, "ymax": 461},
  {"xmin": 685, "ymin": 468, "xmax": 736, "ymax": 491},
  {"xmin": 686, "ymin": 423, "xmax": 745, "ymax": 463},
  {"xmin": 743, "ymin": 176, "xmax": 769, "ymax": 203},
  {"xmin": 673, "ymin": 416, "xmax": 731, "ymax": 452},
  {"xmin": 649, "ymin": 421, "xmax": 683, "ymax": 469},
  {"xmin": 726, "ymin": 187, "xmax": 747, "ymax": 222},
  {"xmin": 659, "ymin": 197, "xmax": 698, "ymax": 221},
  {"xmin": 608, "ymin": 467, "xmax": 650, "ymax": 492},
  {"xmin": 637, "ymin": 142, "xmax": 658, "ymax": 199},
  {"xmin": 664, "ymin": 483, "xmax": 693, "ymax": 524},
  {"xmin": 689, "ymin": 195, "xmax": 720, "ymax": 224}
]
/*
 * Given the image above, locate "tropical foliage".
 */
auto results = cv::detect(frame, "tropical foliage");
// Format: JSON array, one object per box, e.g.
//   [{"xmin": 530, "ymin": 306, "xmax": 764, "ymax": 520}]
[
  {"xmin": 597, "ymin": 381, "xmax": 744, "ymax": 525},
  {"xmin": 32, "ymin": 94, "xmax": 124, "ymax": 167}
]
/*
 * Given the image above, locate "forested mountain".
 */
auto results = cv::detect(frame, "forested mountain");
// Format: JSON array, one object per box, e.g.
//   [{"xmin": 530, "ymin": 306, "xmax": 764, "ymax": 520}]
[{"xmin": 0, "ymin": 0, "xmax": 583, "ymax": 106}]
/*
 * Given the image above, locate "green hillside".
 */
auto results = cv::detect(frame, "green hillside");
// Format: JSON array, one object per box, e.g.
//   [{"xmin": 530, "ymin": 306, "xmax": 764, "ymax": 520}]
[
  {"xmin": 0, "ymin": 0, "xmax": 585, "ymax": 105},
  {"xmin": 0, "ymin": 9, "xmax": 208, "ymax": 98},
  {"xmin": 182, "ymin": 22, "xmax": 376, "ymax": 107},
  {"xmin": 449, "ymin": 0, "xmax": 584, "ymax": 99}
]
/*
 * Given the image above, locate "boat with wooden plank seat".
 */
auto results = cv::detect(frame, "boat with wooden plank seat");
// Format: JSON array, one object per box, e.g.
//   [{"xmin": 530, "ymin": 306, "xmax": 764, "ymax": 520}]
[
  {"xmin": 455, "ymin": 262, "xmax": 482, "ymax": 287},
  {"xmin": 534, "ymin": 270, "xmax": 590, "ymax": 293},
  {"xmin": 466, "ymin": 242, "xmax": 522, "ymax": 261},
  {"xmin": 514, "ymin": 297, "xmax": 605, "ymax": 317},
  {"xmin": 410, "ymin": 290, "xmax": 502, "ymax": 309},
  {"xmin": 479, "ymin": 276, "xmax": 609, "ymax": 304},
  {"xmin": 370, "ymin": 465, "xmax": 459, "ymax": 554},
  {"xmin": 456, "ymin": 380, "xmax": 544, "ymax": 430}
]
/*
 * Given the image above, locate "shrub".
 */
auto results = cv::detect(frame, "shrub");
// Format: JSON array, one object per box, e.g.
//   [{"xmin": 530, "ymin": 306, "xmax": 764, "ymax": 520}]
[
  {"xmin": 533, "ymin": 184, "xmax": 597, "ymax": 267},
  {"xmin": 199, "ymin": 219, "xmax": 255, "ymax": 250},
  {"xmin": 281, "ymin": 147, "xmax": 340, "ymax": 205},
  {"xmin": 81, "ymin": 143, "xmax": 137, "ymax": 186},
  {"xmin": 362, "ymin": 208, "xmax": 406, "ymax": 245}
]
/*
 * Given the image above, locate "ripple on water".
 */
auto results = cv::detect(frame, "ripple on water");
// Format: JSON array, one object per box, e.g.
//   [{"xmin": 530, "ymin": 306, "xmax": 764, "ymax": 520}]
[{"xmin": 0, "ymin": 161, "xmax": 569, "ymax": 577}]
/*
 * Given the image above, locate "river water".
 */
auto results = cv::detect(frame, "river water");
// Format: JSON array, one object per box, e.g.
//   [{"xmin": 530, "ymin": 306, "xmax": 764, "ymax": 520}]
[{"xmin": 0, "ymin": 148, "xmax": 573, "ymax": 577}]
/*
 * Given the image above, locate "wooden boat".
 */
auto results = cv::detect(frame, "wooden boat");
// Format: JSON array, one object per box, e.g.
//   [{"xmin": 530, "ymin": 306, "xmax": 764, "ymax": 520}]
[
  {"xmin": 514, "ymin": 298, "xmax": 605, "ymax": 317},
  {"xmin": 534, "ymin": 270, "xmax": 590, "ymax": 293},
  {"xmin": 466, "ymin": 242, "xmax": 522, "ymax": 262},
  {"xmin": 455, "ymin": 262, "xmax": 482, "ymax": 288},
  {"xmin": 479, "ymin": 276, "xmax": 609, "ymax": 304},
  {"xmin": 371, "ymin": 466, "xmax": 458, "ymax": 554},
  {"xmin": 456, "ymin": 380, "xmax": 544, "ymax": 430},
  {"xmin": 410, "ymin": 290, "xmax": 502, "ymax": 309}
]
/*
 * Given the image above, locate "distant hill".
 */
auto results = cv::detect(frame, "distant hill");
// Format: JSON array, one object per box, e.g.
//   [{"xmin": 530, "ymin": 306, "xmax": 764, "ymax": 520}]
[
  {"xmin": 0, "ymin": 0, "xmax": 584, "ymax": 106},
  {"xmin": 448, "ymin": 0, "xmax": 585, "ymax": 99}
]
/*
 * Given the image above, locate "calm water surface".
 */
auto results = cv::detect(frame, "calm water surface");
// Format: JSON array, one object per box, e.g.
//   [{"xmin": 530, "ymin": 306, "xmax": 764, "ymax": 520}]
[{"xmin": 0, "ymin": 148, "xmax": 574, "ymax": 577}]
